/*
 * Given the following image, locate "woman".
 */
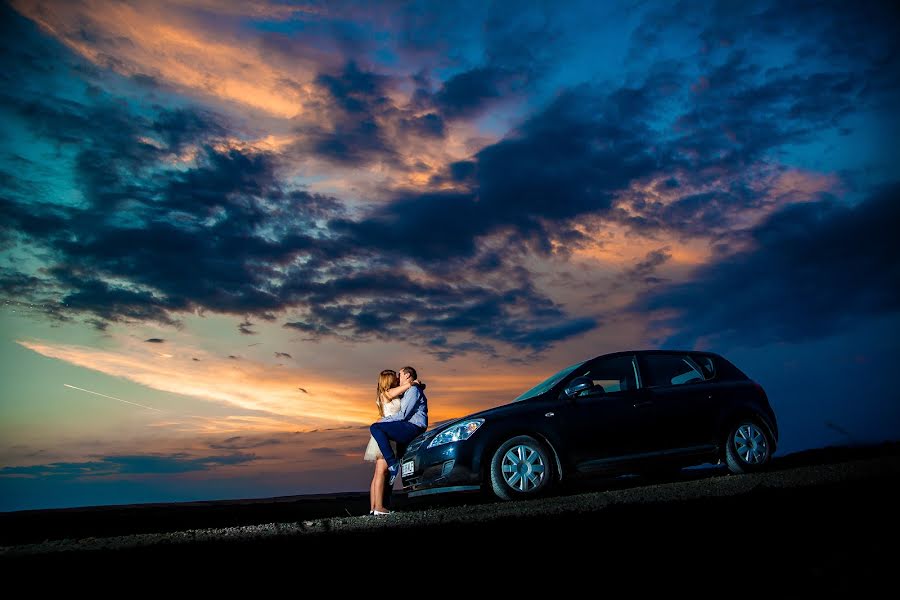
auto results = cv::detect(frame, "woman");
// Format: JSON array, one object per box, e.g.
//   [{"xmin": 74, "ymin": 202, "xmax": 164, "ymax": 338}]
[{"xmin": 365, "ymin": 369, "xmax": 418, "ymax": 515}]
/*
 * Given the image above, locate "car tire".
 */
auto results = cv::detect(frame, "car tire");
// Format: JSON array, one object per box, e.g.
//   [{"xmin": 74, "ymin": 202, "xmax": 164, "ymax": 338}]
[
  {"xmin": 489, "ymin": 435, "xmax": 553, "ymax": 501},
  {"xmin": 725, "ymin": 419, "xmax": 773, "ymax": 474}
]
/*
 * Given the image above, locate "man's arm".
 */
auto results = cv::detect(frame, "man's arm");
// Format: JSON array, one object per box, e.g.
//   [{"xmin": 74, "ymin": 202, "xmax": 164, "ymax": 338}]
[{"xmin": 378, "ymin": 386, "xmax": 422, "ymax": 422}]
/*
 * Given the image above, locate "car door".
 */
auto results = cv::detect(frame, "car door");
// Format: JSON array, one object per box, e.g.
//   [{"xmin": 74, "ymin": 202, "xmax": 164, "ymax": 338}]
[
  {"xmin": 636, "ymin": 353, "xmax": 719, "ymax": 454},
  {"xmin": 561, "ymin": 354, "xmax": 655, "ymax": 471}
]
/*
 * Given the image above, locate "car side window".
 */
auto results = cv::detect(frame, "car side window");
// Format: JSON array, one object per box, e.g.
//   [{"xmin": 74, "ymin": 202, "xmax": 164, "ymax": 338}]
[
  {"xmin": 571, "ymin": 355, "xmax": 638, "ymax": 396},
  {"xmin": 642, "ymin": 354, "xmax": 705, "ymax": 388},
  {"xmin": 691, "ymin": 354, "xmax": 717, "ymax": 379}
]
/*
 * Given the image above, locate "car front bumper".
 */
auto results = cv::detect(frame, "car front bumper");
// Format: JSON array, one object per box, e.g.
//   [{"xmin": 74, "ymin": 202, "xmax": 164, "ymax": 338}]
[{"xmin": 399, "ymin": 436, "xmax": 483, "ymax": 497}]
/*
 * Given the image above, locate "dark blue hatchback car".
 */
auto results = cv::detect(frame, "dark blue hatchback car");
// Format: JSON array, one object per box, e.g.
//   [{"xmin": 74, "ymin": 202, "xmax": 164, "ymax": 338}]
[{"xmin": 400, "ymin": 350, "xmax": 778, "ymax": 500}]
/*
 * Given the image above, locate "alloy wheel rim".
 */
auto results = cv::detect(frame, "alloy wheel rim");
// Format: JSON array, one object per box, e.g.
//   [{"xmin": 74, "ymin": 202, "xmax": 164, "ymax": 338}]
[
  {"xmin": 734, "ymin": 423, "xmax": 769, "ymax": 464},
  {"xmin": 501, "ymin": 444, "xmax": 545, "ymax": 491}
]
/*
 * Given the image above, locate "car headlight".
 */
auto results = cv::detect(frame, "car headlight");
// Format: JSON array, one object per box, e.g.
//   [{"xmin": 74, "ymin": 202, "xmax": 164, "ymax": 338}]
[{"xmin": 427, "ymin": 419, "xmax": 485, "ymax": 448}]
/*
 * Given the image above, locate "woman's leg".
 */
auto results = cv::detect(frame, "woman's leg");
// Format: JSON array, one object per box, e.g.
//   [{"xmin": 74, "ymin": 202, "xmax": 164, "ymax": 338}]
[
  {"xmin": 369, "ymin": 463, "xmax": 378, "ymax": 512},
  {"xmin": 373, "ymin": 458, "xmax": 389, "ymax": 511}
]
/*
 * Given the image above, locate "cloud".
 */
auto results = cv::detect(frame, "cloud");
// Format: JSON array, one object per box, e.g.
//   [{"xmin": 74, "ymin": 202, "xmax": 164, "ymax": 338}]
[
  {"xmin": 634, "ymin": 183, "xmax": 900, "ymax": 347},
  {"xmin": 9, "ymin": 0, "xmax": 320, "ymax": 118},
  {"xmin": 0, "ymin": 452, "xmax": 257, "ymax": 477},
  {"xmin": 209, "ymin": 436, "xmax": 282, "ymax": 450},
  {"xmin": 145, "ymin": 338, "xmax": 165, "ymax": 343},
  {"xmin": 433, "ymin": 67, "xmax": 519, "ymax": 119},
  {"xmin": 334, "ymin": 80, "xmax": 665, "ymax": 262},
  {"xmin": 3, "ymin": 0, "xmax": 895, "ymax": 364},
  {"xmin": 622, "ymin": 248, "xmax": 673, "ymax": 286},
  {"xmin": 16, "ymin": 338, "xmax": 375, "ymax": 426}
]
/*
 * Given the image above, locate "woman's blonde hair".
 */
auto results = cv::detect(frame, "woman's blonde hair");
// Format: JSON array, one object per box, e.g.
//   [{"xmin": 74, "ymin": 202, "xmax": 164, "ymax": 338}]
[{"xmin": 376, "ymin": 369, "xmax": 398, "ymax": 417}]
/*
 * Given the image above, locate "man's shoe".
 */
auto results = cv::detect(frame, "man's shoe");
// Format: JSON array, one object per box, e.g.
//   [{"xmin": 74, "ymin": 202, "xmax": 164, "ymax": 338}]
[{"xmin": 388, "ymin": 463, "xmax": 399, "ymax": 486}]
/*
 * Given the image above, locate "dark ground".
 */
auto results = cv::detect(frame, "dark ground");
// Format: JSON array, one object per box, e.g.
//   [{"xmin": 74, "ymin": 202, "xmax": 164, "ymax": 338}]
[{"xmin": 2, "ymin": 443, "xmax": 899, "ymax": 589}]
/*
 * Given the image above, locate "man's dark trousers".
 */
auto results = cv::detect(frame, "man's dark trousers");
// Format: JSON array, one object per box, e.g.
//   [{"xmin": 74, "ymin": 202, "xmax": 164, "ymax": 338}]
[{"xmin": 370, "ymin": 420, "xmax": 424, "ymax": 468}]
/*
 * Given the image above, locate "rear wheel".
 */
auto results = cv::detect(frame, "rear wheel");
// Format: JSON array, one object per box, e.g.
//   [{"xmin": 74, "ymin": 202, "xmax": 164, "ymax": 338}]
[
  {"xmin": 725, "ymin": 420, "xmax": 772, "ymax": 474},
  {"xmin": 489, "ymin": 435, "xmax": 553, "ymax": 500}
]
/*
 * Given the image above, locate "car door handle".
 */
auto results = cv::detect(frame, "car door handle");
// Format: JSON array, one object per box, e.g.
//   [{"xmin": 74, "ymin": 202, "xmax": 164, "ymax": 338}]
[{"xmin": 633, "ymin": 401, "xmax": 653, "ymax": 408}]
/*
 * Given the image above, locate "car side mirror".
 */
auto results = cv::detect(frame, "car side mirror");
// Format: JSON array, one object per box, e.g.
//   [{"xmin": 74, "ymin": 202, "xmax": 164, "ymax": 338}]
[{"xmin": 564, "ymin": 376, "xmax": 596, "ymax": 399}]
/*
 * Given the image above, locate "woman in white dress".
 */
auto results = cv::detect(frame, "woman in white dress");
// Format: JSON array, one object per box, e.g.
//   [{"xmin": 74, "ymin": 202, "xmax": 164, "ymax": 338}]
[{"xmin": 366, "ymin": 369, "xmax": 417, "ymax": 515}]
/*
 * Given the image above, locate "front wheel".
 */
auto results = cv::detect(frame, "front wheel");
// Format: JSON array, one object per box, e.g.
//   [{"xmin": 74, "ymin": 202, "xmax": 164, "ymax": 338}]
[
  {"xmin": 488, "ymin": 435, "xmax": 553, "ymax": 501},
  {"xmin": 725, "ymin": 420, "xmax": 772, "ymax": 474}
]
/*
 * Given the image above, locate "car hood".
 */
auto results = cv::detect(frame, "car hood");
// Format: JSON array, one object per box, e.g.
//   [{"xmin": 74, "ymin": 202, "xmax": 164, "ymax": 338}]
[{"xmin": 425, "ymin": 398, "xmax": 539, "ymax": 437}]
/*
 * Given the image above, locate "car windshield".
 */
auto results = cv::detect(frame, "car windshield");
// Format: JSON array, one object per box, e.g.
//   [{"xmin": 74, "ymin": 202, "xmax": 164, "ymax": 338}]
[{"xmin": 513, "ymin": 361, "xmax": 586, "ymax": 402}]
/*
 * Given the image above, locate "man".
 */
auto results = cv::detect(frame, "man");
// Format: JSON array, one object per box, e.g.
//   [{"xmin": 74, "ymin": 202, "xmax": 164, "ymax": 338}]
[{"xmin": 370, "ymin": 366, "xmax": 428, "ymax": 486}]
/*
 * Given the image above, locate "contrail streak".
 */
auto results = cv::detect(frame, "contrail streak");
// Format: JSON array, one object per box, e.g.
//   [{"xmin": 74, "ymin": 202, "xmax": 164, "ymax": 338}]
[{"xmin": 63, "ymin": 384, "xmax": 163, "ymax": 412}]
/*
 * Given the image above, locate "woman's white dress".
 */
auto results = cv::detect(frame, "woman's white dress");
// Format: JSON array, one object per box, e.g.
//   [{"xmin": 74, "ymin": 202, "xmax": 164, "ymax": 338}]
[{"xmin": 363, "ymin": 396, "xmax": 400, "ymax": 461}]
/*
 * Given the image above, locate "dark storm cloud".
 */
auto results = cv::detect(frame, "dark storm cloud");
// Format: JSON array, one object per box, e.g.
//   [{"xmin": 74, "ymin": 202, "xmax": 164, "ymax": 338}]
[
  {"xmin": 50, "ymin": 266, "xmax": 183, "ymax": 327},
  {"xmin": 618, "ymin": 185, "xmax": 773, "ymax": 241},
  {"xmin": 634, "ymin": 183, "xmax": 900, "ymax": 347},
  {"xmin": 433, "ymin": 67, "xmax": 518, "ymax": 119},
  {"xmin": 426, "ymin": 2, "xmax": 562, "ymax": 119},
  {"xmin": 622, "ymin": 248, "xmax": 673, "ymax": 287},
  {"xmin": 1, "ymin": 112, "xmax": 348, "ymax": 319},
  {"xmin": 308, "ymin": 62, "xmax": 397, "ymax": 165},
  {"xmin": 296, "ymin": 60, "xmax": 450, "ymax": 167},
  {"xmin": 669, "ymin": 58, "xmax": 863, "ymax": 173},
  {"xmin": 696, "ymin": 0, "xmax": 899, "ymax": 87},
  {"xmin": 0, "ymin": 452, "xmax": 257, "ymax": 477},
  {"xmin": 336, "ymin": 81, "xmax": 663, "ymax": 260},
  {"xmin": 399, "ymin": 112, "xmax": 446, "ymax": 138},
  {"xmin": 606, "ymin": 51, "xmax": 876, "ymax": 241},
  {"xmin": 151, "ymin": 107, "xmax": 225, "ymax": 153},
  {"xmin": 282, "ymin": 266, "xmax": 597, "ymax": 357}
]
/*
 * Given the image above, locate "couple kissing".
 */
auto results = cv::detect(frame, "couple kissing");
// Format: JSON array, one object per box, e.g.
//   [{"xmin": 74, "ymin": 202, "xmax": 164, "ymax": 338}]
[{"xmin": 363, "ymin": 366, "xmax": 428, "ymax": 515}]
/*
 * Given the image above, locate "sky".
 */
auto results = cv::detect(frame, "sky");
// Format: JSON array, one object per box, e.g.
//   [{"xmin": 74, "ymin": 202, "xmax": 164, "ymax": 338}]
[{"xmin": 1, "ymin": 0, "xmax": 898, "ymax": 512}]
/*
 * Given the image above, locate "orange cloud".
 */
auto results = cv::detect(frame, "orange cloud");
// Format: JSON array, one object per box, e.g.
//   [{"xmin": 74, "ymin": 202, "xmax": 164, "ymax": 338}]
[
  {"xmin": 12, "ymin": 0, "xmax": 323, "ymax": 118},
  {"xmin": 768, "ymin": 169, "xmax": 840, "ymax": 203},
  {"xmin": 574, "ymin": 165, "xmax": 841, "ymax": 267},
  {"xmin": 17, "ymin": 337, "xmax": 373, "ymax": 429}
]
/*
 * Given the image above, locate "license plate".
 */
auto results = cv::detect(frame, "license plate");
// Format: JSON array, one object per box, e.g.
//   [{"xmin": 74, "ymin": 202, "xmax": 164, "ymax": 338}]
[{"xmin": 402, "ymin": 460, "xmax": 414, "ymax": 477}]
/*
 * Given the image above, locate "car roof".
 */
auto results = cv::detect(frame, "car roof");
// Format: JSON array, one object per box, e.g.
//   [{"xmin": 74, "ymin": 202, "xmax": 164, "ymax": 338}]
[{"xmin": 590, "ymin": 349, "xmax": 723, "ymax": 360}]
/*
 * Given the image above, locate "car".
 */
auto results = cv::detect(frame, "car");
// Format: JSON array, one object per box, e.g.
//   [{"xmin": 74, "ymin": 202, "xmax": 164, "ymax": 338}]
[{"xmin": 400, "ymin": 349, "xmax": 778, "ymax": 500}]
